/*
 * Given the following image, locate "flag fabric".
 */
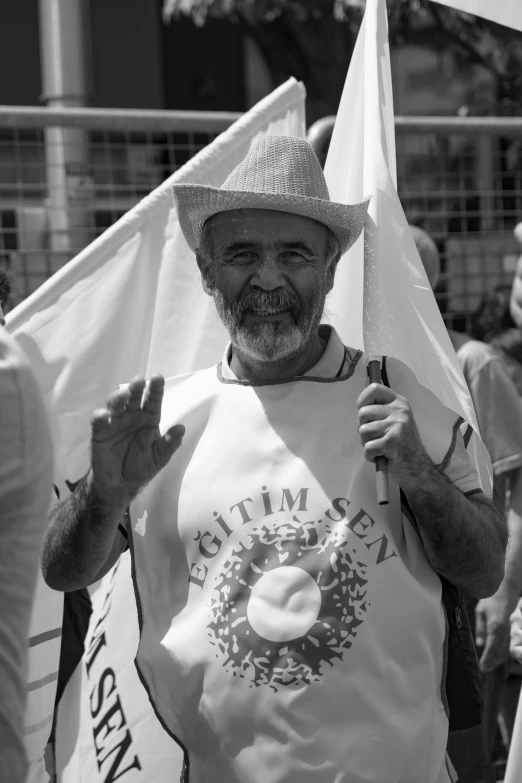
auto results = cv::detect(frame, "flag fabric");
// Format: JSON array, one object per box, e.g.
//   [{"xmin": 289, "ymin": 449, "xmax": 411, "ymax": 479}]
[
  {"xmin": 325, "ymin": 0, "xmax": 492, "ymax": 492},
  {"xmin": 6, "ymin": 77, "xmax": 306, "ymax": 783},
  {"xmin": 431, "ymin": 0, "xmax": 522, "ymax": 32}
]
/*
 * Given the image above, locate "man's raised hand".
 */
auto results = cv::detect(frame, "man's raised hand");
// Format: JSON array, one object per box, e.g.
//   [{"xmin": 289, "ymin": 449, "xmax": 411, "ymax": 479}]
[{"xmin": 90, "ymin": 374, "xmax": 185, "ymax": 502}]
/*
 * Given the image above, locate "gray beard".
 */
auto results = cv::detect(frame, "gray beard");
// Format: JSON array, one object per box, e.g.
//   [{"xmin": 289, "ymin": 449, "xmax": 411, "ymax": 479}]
[
  {"xmin": 213, "ymin": 286, "xmax": 326, "ymax": 363},
  {"xmin": 232, "ymin": 320, "xmax": 307, "ymax": 362}
]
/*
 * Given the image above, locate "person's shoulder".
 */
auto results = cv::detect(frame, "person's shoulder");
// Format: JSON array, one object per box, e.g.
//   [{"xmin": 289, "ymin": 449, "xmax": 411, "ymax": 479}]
[
  {"xmin": 117, "ymin": 364, "xmax": 218, "ymax": 396},
  {"xmin": 456, "ymin": 338, "xmax": 515, "ymax": 391},
  {"xmin": 0, "ymin": 327, "xmax": 53, "ymax": 486},
  {"xmin": 342, "ymin": 345, "xmax": 366, "ymax": 377},
  {"xmin": 455, "ymin": 337, "xmax": 495, "ymax": 368},
  {"xmin": 163, "ymin": 364, "xmax": 218, "ymax": 393},
  {"xmin": 0, "ymin": 328, "xmax": 51, "ymax": 432},
  {"xmin": 160, "ymin": 365, "xmax": 220, "ymax": 415}
]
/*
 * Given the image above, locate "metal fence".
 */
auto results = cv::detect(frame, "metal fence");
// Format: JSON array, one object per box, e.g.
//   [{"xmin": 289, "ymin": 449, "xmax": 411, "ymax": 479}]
[
  {"xmin": 0, "ymin": 106, "xmax": 241, "ymax": 305},
  {"xmin": 308, "ymin": 115, "xmax": 522, "ymax": 333},
  {"xmin": 1, "ymin": 107, "xmax": 522, "ymax": 334}
]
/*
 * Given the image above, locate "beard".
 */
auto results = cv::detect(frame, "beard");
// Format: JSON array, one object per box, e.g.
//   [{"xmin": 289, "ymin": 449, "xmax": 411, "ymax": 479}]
[{"xmin": 213, "ymin": 283, "xmax": 327, "ymax": 363}]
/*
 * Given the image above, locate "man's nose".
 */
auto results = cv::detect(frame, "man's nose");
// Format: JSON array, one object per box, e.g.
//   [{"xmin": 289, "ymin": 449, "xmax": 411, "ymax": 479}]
[{"xmin": 251, "ymin": 253, "xmax": 284, "ymax": 291}]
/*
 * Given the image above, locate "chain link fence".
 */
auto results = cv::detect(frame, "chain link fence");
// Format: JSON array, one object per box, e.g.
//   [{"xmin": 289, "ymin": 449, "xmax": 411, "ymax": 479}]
[
  {"xmin": 1, "ymin": 107, "xmax": 521, "ymax": 335},
  {"xmin": 309, "ymin": 115, "xmax": 522, "ymax": 333},
  {"xmin": 0, "ymin": 106, "xmax": 241, "ymax": 308}
]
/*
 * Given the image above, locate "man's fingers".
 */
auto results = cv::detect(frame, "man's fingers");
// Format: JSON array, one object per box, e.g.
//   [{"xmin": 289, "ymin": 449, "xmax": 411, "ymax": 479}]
[
  {"xmin": 479, "ymin": 633, "xmax": 495, "ymax": 671},
  {"xmin": 91, "ymin": 407, "xmax": 112, "ymax": 435},
  {"xmin": 510, "ymin": 602, "xmax": 522, "ymax": 662},
  {"xmin": 126, "ymin": 378, "xmax": 147, "ymax": 412},
  {"xmin": 362, "ymin": 436, "xmax": 389, "ymax": 464},
  {"xmin": 358, "ymin": 404, "xmax": 389, "ymax": 426},
  {"xmin": 475, "ymin": 605, "xmax": 486, "ymax": 649},
  {"xmin": 357, "ymin": 383, "xmax": 398, "ymax": 410},
  {"xmin": 142, "ymin": 375, "xmax": 166, "ymax": 419},
  {"xmin": 106, "ymin": 387, "xmax": 131, "ymax": 415},
  {"xmin": 359, "ymin": 420, "xmax": 387, "ymax": 445},
  {"xmin": 153, "ymin": 424, "xmax": 185, "ymax": 470},
  {"xmin": 510, "ymin": 617, "xmax": 522, "ymax": 662},
  {"xmin": 479, "ymin": 626, "xmax": 508, "ymax": 672}
]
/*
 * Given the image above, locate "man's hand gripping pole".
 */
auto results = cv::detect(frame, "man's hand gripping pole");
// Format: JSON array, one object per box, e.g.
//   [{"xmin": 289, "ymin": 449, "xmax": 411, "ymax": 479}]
[{"xmin": 367, "ymin": 356, "xmax": 390, "ymax": 505}]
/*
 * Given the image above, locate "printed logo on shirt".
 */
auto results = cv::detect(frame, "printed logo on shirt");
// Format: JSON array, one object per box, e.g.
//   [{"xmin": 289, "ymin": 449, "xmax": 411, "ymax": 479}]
[{"xmin": 190, "ymin": 486, "xmax": 398, "ymax": 691}]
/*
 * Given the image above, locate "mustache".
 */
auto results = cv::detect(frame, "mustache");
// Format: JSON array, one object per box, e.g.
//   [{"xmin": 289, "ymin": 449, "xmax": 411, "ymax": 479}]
[{"xmin": 230, "ymin": 288, "xmax": 301, "ymax": 318}]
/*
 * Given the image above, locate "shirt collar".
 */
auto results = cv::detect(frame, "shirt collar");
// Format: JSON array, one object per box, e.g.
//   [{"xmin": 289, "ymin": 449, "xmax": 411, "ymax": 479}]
[{"xmin": 220, "ymin": 325, "xmax": 346, "ymax": 382}]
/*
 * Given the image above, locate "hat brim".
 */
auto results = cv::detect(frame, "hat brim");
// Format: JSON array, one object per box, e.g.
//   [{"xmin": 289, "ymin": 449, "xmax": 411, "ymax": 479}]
[{"xmin": 171, "ymin": 184, "xmax": 370, "ymax": 256}]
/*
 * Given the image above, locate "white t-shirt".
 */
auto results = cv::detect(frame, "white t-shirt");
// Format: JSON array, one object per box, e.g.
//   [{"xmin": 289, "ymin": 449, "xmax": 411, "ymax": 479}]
[
  {"xmin": 455, "ymin": 335, "xmax": 522, "ymax": 512},
  {"xmin": 128, "ymin": 326, "xmax": 479, "ymax": 783}
]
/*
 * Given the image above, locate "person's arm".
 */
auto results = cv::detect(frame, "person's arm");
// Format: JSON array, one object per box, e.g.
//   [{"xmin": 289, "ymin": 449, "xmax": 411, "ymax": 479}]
[
  {"xmin": 42, "ymin": 375, "xmax": 185, "ymax": 592},
  {"xmin": 475, "ymin": 467, "xmax": 522, "ymax": 670},
  {"xmin": 404, "ymin": 470, "xmax": 505, "ymax": 598},
  {"xmin": 454, "ymin": 347, "xmax": 522, "ymax": 666},
  {"xmin": 358, "ymin": 383, "xmax": 507, "ymax": 599},
  {"xmin": 43, "ymin": 472, "xmax": 129, "ymax": 591}
]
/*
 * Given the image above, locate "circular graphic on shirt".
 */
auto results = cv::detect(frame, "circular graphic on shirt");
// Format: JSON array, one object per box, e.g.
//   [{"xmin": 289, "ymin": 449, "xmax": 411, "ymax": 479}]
[{"xmin": 207, "ymin": 512, "xmax": 368, "ymax": 690}]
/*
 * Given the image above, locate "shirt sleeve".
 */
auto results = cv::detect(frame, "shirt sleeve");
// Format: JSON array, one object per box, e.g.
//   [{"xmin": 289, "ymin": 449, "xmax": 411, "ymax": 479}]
[
  {"xmin": 463, "ymin": 352, "xmax": 522, "ymax": 477},
  {"xmin": 384, "ymin": 356, "xmax": 482, "ymax": 496},
  {"xmin": 438, "ymin": 421, "xmax": 482, "ymax": 496}
]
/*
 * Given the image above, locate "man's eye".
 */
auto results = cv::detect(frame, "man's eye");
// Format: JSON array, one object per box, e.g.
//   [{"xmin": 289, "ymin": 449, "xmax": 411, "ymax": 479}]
[
  {"xmin": 281, "ymin": 251, "xmax": 306, "ymax": 262},
  {"xmin": 230, "ymin": 251, "xmax": 257, "ymax": 261}
]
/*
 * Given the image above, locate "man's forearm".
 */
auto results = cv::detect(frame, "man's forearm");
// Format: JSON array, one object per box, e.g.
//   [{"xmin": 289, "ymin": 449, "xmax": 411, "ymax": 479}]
[
  {"xmin": 42, "ymin": 473, "xmax": 129, "ymax": 592},
  {"xmin": 403, "ymin": 467, "xmax": 507, "ymax": 599}
]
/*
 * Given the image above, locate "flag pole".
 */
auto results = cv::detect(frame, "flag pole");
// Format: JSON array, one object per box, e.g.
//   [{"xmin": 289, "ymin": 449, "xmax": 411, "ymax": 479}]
[{"xmin": 368, "ymin": 357, "xmax": 390, "ymax": 505}]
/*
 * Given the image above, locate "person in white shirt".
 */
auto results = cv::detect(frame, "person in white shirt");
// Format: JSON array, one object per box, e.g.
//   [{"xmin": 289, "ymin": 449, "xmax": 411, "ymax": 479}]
[
  {"xmin": 413, "ymin": 224, "xmax": 522, "ymax": 783},
  {"xmin": 0, "ymin": 300, "xmax": 54, "ymax": 783}
]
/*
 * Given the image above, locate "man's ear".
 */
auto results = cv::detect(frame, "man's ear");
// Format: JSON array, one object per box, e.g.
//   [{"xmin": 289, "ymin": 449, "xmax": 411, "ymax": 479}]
[
  {"xmin": 196, "ymin": 250, "xmax": 214, "ymax": 297},
  {"xmin": 326, "ymin": 251, "xmax": 342, "ymax": 294}
]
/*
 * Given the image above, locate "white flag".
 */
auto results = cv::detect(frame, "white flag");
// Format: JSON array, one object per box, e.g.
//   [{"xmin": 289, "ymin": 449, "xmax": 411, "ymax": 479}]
[
  {"xmin": 432, "ymin": 0, "xmax": 522, "ymax": 32},
  {"xmin": 7, "ymin": 77, "xmax": 306, "ymax": 783},
  {"xmin": 325, "ymin": 0, "xmax": 492, "ymax": 490}
]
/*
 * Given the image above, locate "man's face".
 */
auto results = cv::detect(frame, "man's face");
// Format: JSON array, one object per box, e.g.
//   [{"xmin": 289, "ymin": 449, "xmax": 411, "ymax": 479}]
[{"xmin": 196, "ymin": 209, "xmax": 338, "ymax": 363}]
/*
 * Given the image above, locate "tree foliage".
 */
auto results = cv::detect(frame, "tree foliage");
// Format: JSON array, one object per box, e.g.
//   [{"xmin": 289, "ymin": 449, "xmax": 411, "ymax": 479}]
[{"xmin": 163, "ymin": 0, "xmax": 522, "ymax": 119}]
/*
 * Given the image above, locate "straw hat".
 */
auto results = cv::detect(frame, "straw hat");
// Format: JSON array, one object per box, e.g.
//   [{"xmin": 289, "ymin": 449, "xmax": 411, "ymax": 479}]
[{"xmin": 172, "ymin": 135, "xmax": 370, "ymax": 255}]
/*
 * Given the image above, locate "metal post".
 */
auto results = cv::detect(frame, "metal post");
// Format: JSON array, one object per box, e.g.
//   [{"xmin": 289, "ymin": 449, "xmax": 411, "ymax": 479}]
[
  {"xmin": 38, "ymin": 0, "xmax": 93, "ymax": 267},
  {"xmin": 476, "ymin": 133, "xmax": 496, "ymax": 232}
]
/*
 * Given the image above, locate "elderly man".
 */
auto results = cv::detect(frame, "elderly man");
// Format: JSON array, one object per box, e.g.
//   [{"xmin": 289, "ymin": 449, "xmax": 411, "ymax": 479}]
[{"xmin": 43, "ymin": 136, "xmax": 506, "ymax": 783}]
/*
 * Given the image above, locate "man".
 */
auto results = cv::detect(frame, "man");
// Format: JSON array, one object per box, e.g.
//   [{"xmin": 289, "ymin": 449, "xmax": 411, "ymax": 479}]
[
  {"xmin": 43, "ymin": 136, "xmax": 506, "ymax": 783},
  {"xmin": 0, "ymin": 271, "xmax": 54, "ymax": 782},
  {"xmin": 412, "ymin": 224, "xmax": 522, "ymax": 783}
]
